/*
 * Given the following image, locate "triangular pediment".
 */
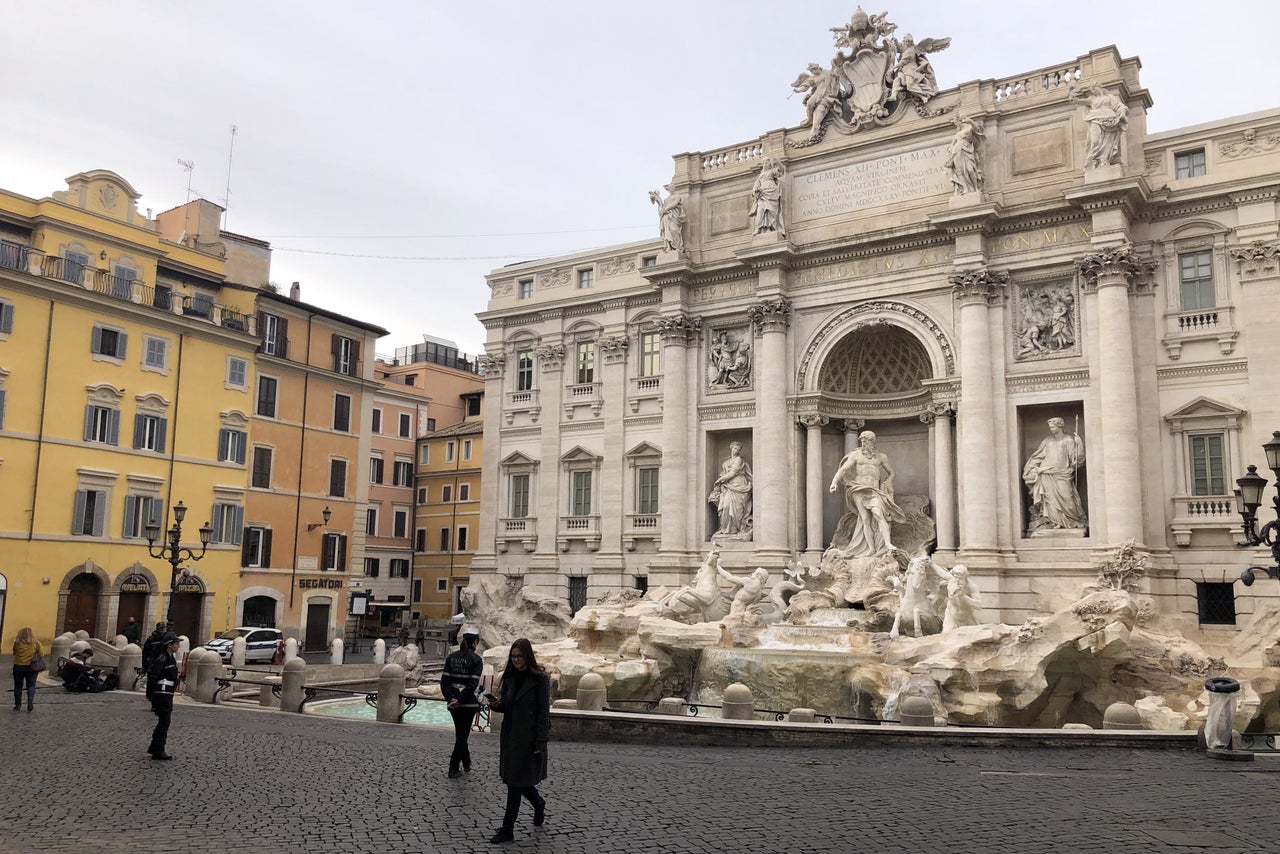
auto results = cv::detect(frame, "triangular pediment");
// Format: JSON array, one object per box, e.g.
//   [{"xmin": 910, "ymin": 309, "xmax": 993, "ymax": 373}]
[
  {"xmin": 625, "ymin": 441, "xmax": 662, "ymax": 460},
  {"xmin": 1165, "ymin": 396, "xmax": 1245, "ymax": 422},
  {"xmin": 500, "ymin": 450, "xmax": 539, "ymax": 467},
  {"xmin": 560, "ymin": 445, "xmax": 601, "ymax": 463}
]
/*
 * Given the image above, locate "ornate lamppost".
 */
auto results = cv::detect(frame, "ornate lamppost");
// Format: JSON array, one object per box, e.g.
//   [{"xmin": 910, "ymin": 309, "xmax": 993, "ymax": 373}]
[
  {"xmin": 1235, "ymin": 431, "xmax": 1280, "ymax": 585},
  {"xmin": 144, "ymin": 500, "xmax": 214, "ymax": 625}
]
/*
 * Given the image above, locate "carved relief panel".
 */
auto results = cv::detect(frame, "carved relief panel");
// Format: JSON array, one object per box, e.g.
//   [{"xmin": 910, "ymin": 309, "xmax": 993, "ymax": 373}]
[
  {"xmin": 1011, "ymin": 280, "xmax": 1081, "ymax": 362},
  {"xmin": 705, "ymin": 326, "xmax": 753, "ymax": 392}
]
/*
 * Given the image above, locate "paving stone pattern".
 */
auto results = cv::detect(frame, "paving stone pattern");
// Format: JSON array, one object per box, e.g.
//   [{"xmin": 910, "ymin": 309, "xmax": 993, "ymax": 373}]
[{"xmin": 2, "ymin": 687, "xmax": 1278, "ymax": 853}]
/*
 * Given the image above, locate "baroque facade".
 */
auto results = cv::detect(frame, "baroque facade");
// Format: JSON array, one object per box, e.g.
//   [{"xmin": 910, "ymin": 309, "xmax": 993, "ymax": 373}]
[{"xmin": 473, "ymin": 18, "xmax": 1280, "ymax": 642}]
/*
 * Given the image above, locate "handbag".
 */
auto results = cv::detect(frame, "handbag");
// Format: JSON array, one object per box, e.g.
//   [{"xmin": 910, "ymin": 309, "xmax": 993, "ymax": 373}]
[{"xmin": 30, "ymin": 654, "xmax": 46, "ymax": 673}]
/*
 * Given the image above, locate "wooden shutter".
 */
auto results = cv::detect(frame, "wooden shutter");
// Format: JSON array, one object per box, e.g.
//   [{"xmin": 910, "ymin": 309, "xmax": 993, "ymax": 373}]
[
  {"xmin": 235, "ymin": 431, "xmax": 247, "ymax": 465},
  {"xmin": 331, "ymin": 333, "xmax": 340, "ymax": 373},
  {"xmin": 73, "ymin": 490, "xmax": 87, "ymax": 534},
  {"xmin": 133, "ymin": 414, "xmax": 146, "ymax": 449},
  {"xmin": 91, "ymin": 491, "xmax": 105, "ymax": 536},
  {"xmin": 123, "ymin": 495, "xmax": 138, "ymax": 537},
  {"xmin": 115, "ymin": 331, "xmax": 128, "ymax": 359},
  {"xmin": 91, "ymin": 325, "xmax": 102, "ymax": 353},
  {"xmin": 107, "ymin": 410, "xmax": 120, "ymax": 446},
  {"xmin": 276, "ymin": 317, "xmax": 288, "ymax": 357},
  {"xmin": 262, "ymin": 529, "xmax": 273, "ymax": 566},
  {"xmin": 241, "ymin": 532, "xmax": 251, "ymax": 566},
  {"xmin": 83, "ymin": 406, "xmax": 95, "ymax": 441},
  {"xmin": 218, "ymin": 429, "xmax": 230, "ymax": 461},
  {"xmin": 0, "ymin": 302, "xmax": 12, "ymax": 334},
  {"xmin": 232, "ymin": 506, "xmax": 245, "ymax": 545},
  {"xmin": 156, "ymin": 418, "xmax": 167, "ymax": 455},
  {"xmin": 350, "ymin": 339, "xmax": 361, "ymax": 375},
  {"xmin": 211, "ymin": 504, "xmax": 224, "ymax": 542},
  {"xmin": 337, "ymin": 534, "xmax": 347, "ymax": 571}
]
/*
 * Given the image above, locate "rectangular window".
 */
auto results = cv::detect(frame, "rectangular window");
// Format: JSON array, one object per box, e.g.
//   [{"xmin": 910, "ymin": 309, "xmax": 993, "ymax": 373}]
[
  {"xmin": 576, "ymin": 342, "xmax": 595, "ymax": 384},
  {"xmin": 568, "ymin": 577, "xmax": 587, "ymax": 616},
  {"xmin": 260, "ymin": 312, "xmax": 287, "ymax": 357},
  {"xmin": 516, "ymin": 350, "xmax": 534, "ymax": 392},
  {"xmin": 572, "ymin": 470, "xmax": 592, "ymax": 516},
  {"xmin": 251, "ymin": 446, "xmax": 273, "ymax": 489},
  {"xmin": 634, "ymin": 575, "xmax": 649, "ymax": 595},
  {"xmin": 413, "ymin": 580, "xmax": 423, "ymax": 601},
  {"xmin": 458, "ymin": 483, "xmax": 471, "ymax": 501},
  {"xmin": 83, "ymin": 405, "xmax": 120, "ymax": 445},
  {"xmin": 332, "ymin": 334, "xmax": 358, "ymax": 376},
  {"xmin": 437, "ymin": 578, "xmax": 448, "ymax": 593},
  {"xmin": 226, "ymin": 356, "xmax": 247, "ymax": 388},
  {"xmin": 426, "ymin": 418, "xmax": 436, "ymax": 431},
  {"xmin": 218, "ymin": 428, "xmax": 247, "ymax": 464},
  {"xmin": 419, "ymin": 445, "xmax": 430, "ymax": 465},
  {"xmin": 439, "ymin": 527, "xmax": 450, "ymax": 551},
  {"xmin": 333, "ymin": 393, "xmax": 352, "ymax": 432},
  {"xmin": 577, "ymin": 268, "xmax": 593, "ymax": 289},
  {"xmin": 390, "ymin": 559, "xmax": 410, "ymax": 579},
  {"xmin": 393, "ymin": 460, "xmax": 413, "ymax": 487},
  {"xmin": 242, "ymin": 527, "xmax": 272, "ymax": 568},
  {"xmin": 442, "ymin": 484, "xmax": 454, "ymax": 503},
  {"xmin": 369, "ymin": 456, "xmax": 385, "ymax": 484},
  {"xmin": 63, "ymin": 250, "xmax": 89, "ymax": 284},
  {"xmin": 638, "ymin": 467, "xmax": 660, "ymax": 514},
  {"xmin": 211, "ymin": 503, "xmax": 244, "ymax": 545},
  {"xmin": 1189, "ymin": 434, "xmax": 1227, "ymax": 495},
  {"xmin": 144, "ymin": 336, "xmax": 168, "ymax": 371},
  {"xmin": 133, "ymin": 414, "xmax": 167, "ymax": 453},
  {"xmin": 417, "ymin": 487, "xmax": 428, "ymax": 504},
  {"xmin": 366, "ymin": 507, "xmax": 378, "ymax": 537},
  {"xmin": 91, "ymin": 324, "xmax": 127, "ymax": 359},
  {"xmin": 640, "ymin": 331, "xmax": 662, "ymax": 377},
  {"xmin": 364, "ymin": 557, "xmax": 380, "ymax": 578},
  {"xmin": 256, "ymin": 376, "xmax": 278, "ymax": 418},
  {"xmin": 642, "ymin": 256, "xmax": 657, "ymax": 268},
  {"xmin": 415, "ymin": 529, "xmax": 426, "ymax": 552},
  {"xmin": 370, "ymin": 408, "xmax": 382, "ymax": 434},
  {"xmin": 393, "ymin": 509, "xmax": 408, "ymax": 538},
  {"xmin": 456, "ymin": 526, "xmax": 469, "ymax": 551},
  {"xmin": 399, "ymin": 413, "xmax": 411, "ymax": 437},
  {"xmin": 467, "ymin": 396, "xmax": 481, "ymax": 417},
  {"xmin": 462, "ymin": 439, "xmax": 473, "ymax": 461},
  {"xmin": 518, "ymin": 278, "xmax": 533, "ymax": 300},
  {"xmin": 1175, "ymin": 148, "xmax": 1206, "ymax": 179},
  {"xmin": 72, "ymin": 489, "xmax": 107, "ymax": 536},
  {"xmin": 1179, "ymin": 250, "xmax": 1215, "ymax": 311},
  {"xmin": 446, "ymin": 441, "xmax": 456, "ymax": 463},
  {"xmin": 329, "ymin": 459, "xmax": 347, "ymax": 497},
  {"xmin": 122, "ymin": 494, "xmax": 162, "ymax": 539},
  {"xmin": 322, "ymin": 533, "xmax": 348, "ymax": 571},
  {"xmin": 1196, "ymin": 582, "xmax": 1236, "ymax": 625},
  {"xmin": 0, "ymin": 299, "xmax": 14, "ymax": 334},
  {"xmin": 510, "ymin": 474, "xmax": 530, "ymax": 518}
]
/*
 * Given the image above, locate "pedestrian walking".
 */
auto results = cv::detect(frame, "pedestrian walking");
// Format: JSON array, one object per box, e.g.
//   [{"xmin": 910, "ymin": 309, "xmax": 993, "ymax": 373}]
[
  {"xmin": 141, "ymin": 621, "xmax": 168, "ymax": 670},
  {"xmin": 485, "ymin": 638, "xmax": 549, "ymax": 844},
  {"xmin": 441, "ymin": 626, "xmax": 483, "ymax": 779},
  {"xmin": 11, "ymin": 627, "xmax": 43, "ymax": 712},
  {"xmin": 397, "ymin": 624, "xmax": 409, "ymax": 648},
  {"xmin": 145, "ymin": 632, "xmax": 181, "ymax": 760},
  {"xmin": 414, "ymin": 624, "xmax": 426, "ymax": 652},
  {"xmin": 121, "ymin": 616, "xmax": 141, "ymax": 646}
]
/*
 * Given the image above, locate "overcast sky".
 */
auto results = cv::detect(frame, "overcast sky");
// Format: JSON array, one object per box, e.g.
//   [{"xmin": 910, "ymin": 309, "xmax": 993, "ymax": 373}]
[{"xmin": 3, "ymin": 2, "xmax": 1277, "ymax": 356}]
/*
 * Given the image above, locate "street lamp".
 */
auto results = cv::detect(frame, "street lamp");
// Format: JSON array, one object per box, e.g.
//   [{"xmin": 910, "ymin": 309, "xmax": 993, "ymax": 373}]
[
  {"xmin": 1235, "ymin": 431, "xmax": 1280, "ymax": 586},
  {"xmin": 307, "ymin": 505, "xmax": 332, "ymax": 532},
  {"xmin": 145, "ymin": 500, "xmax": 214, "ymax": 625}
]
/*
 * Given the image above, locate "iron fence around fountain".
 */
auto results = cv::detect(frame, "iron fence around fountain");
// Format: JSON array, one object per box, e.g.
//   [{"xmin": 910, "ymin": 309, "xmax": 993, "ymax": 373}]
[{"xmin": 602, "ymin": 698, "xmax": 894, "ymax": 725}]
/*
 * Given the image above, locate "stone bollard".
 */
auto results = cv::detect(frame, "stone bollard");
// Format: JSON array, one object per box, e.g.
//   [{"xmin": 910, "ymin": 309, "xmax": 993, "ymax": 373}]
[
  {"xmin": 177, "ymin": 636, "xmax": 190, "ymax": 661},
  {"xmin": 1204, "ymin": 677, "xmax": 1242, "ymax": 752},
  {"xmin": 182, "ymin": 648, "xmax": 203, "ymax": 699},
  {"xmin": 280, "ymin": 658, "xmax": 307, "ymax": 713},
  {"xmin": 788, "ymin": 708, "xmax": 817, "ymax": 723},
  {"xmin": 112, "ymin": 635, "xmax": 128, "ymax": 649},
  {"xmin": 899, "ymin": 695, "xmax": 936, "ymax": 727},
  {"xmin": 204, "ymin": 654, "xmax": 225, "ymax": 704},
  {"xmin": 330, "ymin": 638, "xmax": 344, "ymax": 666},
  {"xmin": 188, "ymin": 648, "xmax": 211, "ymax": 701},
  {"xmin": 376, "ymin": 663, "xmax": 406, "ymax": 723},
  {"xmin": 50, "ymin": 634, "xmax": 73, "ymax": 669},
  {"xmin": 373, "ymin": 638, "xmax": 386, "ymax": 665},
  {"xmin": 575, "ymin": 673, "xmax": 606, "ymax": 712},
  {"xmin": 260, "ymin": 675, "xmax": 282, "ymax": 708},
  {"xmin": 1102, "ymin": 702, "xmax": 1142, "ymax": 730},
  {"xmin": 231, "ymin": 637, "xmax": 247, "ymax": 667},
  {"xmin": 657, "ymin": 697, "xmax": 686, "ymax": 716},
  {"xmin": 74, "ymin": 630, "xmax": 90, "ymax": 641},
  {"xmin": 721, "ymin": 683, "xmax": 754, "ymax": 721},
  {"xmin": 284, "ymin": 638, "xmax": 299, "ymax": 663},
  {"xmin": 118, "ymin": 643, "xmax": 142, "ymax": 691}
]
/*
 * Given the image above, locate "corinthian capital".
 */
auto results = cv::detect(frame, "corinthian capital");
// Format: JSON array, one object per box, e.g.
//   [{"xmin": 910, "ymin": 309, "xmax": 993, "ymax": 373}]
[
  {"xmin": 1076, "ymin": 244, "xmax": 1156, "ymax": 291},
  {"xmin": 477, "ymin": 352, "xmax": 506, "ymax": 378},
  {"xmin": 534, "ymin": 344, "xmax": 566, "ymax": 372},
  {"xmin": 653, "ymin": 313, "xmax": 703, "ymax": 346},
  {"xmin": 747, "ymin": 297, "xmax": 792, "ymax": 333},
  {"xmin": 598, "ymin": 335, "xmax": 630, "ymax": 364},
  {"xmin": 949, "ymin": 268, "xmax": 1008, "ymax": 306}
]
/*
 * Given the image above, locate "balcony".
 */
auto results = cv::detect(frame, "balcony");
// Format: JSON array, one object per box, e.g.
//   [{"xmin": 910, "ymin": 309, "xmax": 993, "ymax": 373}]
[
  {"xmin": 624, "ymin": 513, "xmax": 661, "ymax": 551},
  {"xmin": 496, "ymin": 517, "xmax": 537, "ymax": 553},
  {"xmin": 1162, "ymin": 306, "xmax": 1237, "ymax": 360},
  {"xmin": 628, "ymin": 375, "xmax": 663, "ymax": 414},
  {"xmin": 1168, "ymin": 494, "xmax": 1238, "ymax": 547},
  {"xmin": 563, "ymin": 382, "xmax": 602, "ymax": 420},
  {"xmin": 557, "ymin": 514, "xmax": 601, "ymax": 552},
  {"xmin": 504, "ymin": 388, "xmax": 540, "ymax": 425}
]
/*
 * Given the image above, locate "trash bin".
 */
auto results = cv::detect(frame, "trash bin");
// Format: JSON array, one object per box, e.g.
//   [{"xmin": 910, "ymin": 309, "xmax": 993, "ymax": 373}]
[{"xmin": 1203, "ymin": 676, "xmax": 1241, "ymax": 750}]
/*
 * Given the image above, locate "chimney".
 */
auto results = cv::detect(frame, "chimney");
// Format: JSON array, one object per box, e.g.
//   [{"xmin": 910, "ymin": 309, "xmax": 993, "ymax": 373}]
[{"xmin": 289, "ymin": 281, "xmax": 301, "ymax": 300}]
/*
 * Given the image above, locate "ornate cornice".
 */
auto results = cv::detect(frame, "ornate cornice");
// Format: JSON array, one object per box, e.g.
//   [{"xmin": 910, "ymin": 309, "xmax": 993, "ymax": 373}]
[
  {"xmin": 747, "ymin": 297, "xmax": 792, "ymax": 333},
  {"xmin": 652, "ymin": 313, "xmax": 703, "ymax": 346},
  {"xmin": 1156, "ymin": 359, "xmax": 1249, "ymax": 382},
  {"xmin": 1076, "ymin": 244, "xmax": 1156, "ymax": 292},
  {"xmin": 698, "ymin": 402, "xmax": 757, "ymax": 422},
  {"xmin": 1005, "ymin": 368, "xmax": 1090, "ymax": 394},
  {"xmin": 949, "ymin": 268, "xmax": 1009, "ymax": 306}
]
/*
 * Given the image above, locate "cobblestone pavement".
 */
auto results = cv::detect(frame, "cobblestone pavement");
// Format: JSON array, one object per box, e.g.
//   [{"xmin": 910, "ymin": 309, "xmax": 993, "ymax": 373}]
[{"xmin": 2, "ymin": 686, "xmax": 1278, "ymax": 854}]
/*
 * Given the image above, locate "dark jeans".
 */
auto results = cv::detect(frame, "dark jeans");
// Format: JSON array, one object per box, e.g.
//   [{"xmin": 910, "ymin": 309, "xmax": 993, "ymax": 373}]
[
  {"xmin": 149, "ymin": 697, "xmax": 173, "ymax": 753},
  {"xmin": 502, "ymin": 785, "xmax": 545, "ymax": 831},
  {"xmin": 12, "ymin": 667, "xmax": 36, "ymax": 707},
  {"xmin": 449, "ymin": 707, "xmax": 475, "ymax": 771}
]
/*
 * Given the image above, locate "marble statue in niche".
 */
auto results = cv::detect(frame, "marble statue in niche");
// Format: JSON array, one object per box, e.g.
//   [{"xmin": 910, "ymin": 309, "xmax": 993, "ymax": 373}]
[
  {"xmin": 1069, "ymin": 84, "xmax": 1128, "ymax": 169},
  {"xmin": 1023, "ymin": 417, "xmax": 1087, "ymax": 534},
  {"xmin": 707, "ymin": 329, "xmax": 752, "ymax": 389},
  {"xmin": 708, "ymin": 442, "xmax": 753, "ymax": 540},
  {"xmin": 945, "ymin": 114, "xmax": 984, "ymax": 195},
  {"xmin": 828, "ymin": 430, "xmax": 905, "ymax": 558},
  {"xmin": 649, "ymin": 186, "xmax": 685, "ymax": 254},
  {"xmin": 1014, "ymin": 282, "xmax": 1077, "ymax": 360},
  {"xmin": 749, "ymin": 157, "xmax": 786, "ymax": 236}
]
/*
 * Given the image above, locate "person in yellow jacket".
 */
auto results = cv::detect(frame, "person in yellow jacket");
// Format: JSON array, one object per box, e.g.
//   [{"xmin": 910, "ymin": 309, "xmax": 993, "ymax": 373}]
[{"xmin": 11, "ymin": 627, "xmax": 42, "ymax": 712}]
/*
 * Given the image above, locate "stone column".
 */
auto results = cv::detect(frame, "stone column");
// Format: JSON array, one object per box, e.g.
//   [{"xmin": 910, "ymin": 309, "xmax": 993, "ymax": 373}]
[
  {"xmin": 595, "ymin": 333, "xmax": 630, "ymax": 585},
  {"xmin": 470, "ymin": 349, "xmax": 507, "ymax": 575},
  {"xmin": 840, "ymin": 419, "xmax": 864, "ymax": 457},
  {"xmin": 534, "ymin": 340, "xmax": 567, "ymax": 570},
  {"xmin": 654, "ymin": 314, "xmax": 701, "ymax": 563},
  {"xmin": 799, "ymin": 415, "xmax": 829, "ymax": 555},
  {"xmin": 923, "ymin": 402, "xmax": 957, "ymax": 553},
  {"xmin": 1079, "ymin": 246, "xmax": 1155, "ymax": 544},
  {"xmin": 748, "ymin": 297, "xmax": 793, "ymax": 558},
  {"xmin": 950, "ymin": 270, "xmax": 1007, "ymax": 555}
]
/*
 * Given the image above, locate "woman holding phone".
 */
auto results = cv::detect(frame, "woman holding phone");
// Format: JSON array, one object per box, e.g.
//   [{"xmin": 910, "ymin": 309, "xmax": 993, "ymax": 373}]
[{"xmin": 486, "ymin": 637, "xmax": 550, "ymax": 844}]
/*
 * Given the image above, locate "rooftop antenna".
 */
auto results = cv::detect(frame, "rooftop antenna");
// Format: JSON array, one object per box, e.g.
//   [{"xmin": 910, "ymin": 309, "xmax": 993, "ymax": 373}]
[
  {"xmin": 177, "ymin": 158, "xmax": 195, "ymax": 244},
  {"xmin": 221, "ymin": 124, "xmax": 237, "ymax": 231}
]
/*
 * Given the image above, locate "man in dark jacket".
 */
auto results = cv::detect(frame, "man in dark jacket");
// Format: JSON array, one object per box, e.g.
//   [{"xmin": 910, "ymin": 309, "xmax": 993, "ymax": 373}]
[
  {"xmin": 440, "ymin": 626, "xmax": 483, "ymax": 778},
  {"xmin": 121, "ymin": 616, "xmax": 141, "ymax": 646},
  {"xmin": 146, "ymin": 632, "xmax": 181, "ymax": 760},
  {"xmin": 141, "ymin": 621, "xmax": 168, "ymax": 670}
]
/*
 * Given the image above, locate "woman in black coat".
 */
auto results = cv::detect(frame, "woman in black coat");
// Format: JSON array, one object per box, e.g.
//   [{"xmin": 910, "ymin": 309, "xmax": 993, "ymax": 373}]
[{"xmin": 485, "ymin": 637, "xmax": 550, "ymax": 844}]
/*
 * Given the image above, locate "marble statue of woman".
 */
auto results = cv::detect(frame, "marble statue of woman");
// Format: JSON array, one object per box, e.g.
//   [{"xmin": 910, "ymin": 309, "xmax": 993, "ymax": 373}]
[
  {"xmin": 708, "ymin": 442, "xmax": 753, "ymax": 539},
  {"xmin": 749, "ymin": 158, "xmax": 786, "ymax": 236},
  {"xmin": 945, "ymin": 115, "xmax": 984, "ymax": 195},
  {"xmin": 1070, "ymin": 84, "xmax": 1128, "ymax": 169},
  {"xmin": 1022, "ymin": 417, "xmax": 1087, "ymax": 533},
  {"xmin": 649, "ymin": 186, "xmax": 685, "ymax": 254}
]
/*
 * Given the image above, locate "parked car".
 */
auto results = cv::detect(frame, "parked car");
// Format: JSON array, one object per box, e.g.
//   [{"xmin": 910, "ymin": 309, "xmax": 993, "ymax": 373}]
[{"xmin": 204, "ymin": 627, "xmax": 283, "ymax": 663}]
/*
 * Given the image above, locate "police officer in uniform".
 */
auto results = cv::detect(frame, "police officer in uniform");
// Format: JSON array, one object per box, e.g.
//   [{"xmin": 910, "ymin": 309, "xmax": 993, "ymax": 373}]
[
  {"xmin": 441, "ymin": 626, "xmax": 483, "ymax": 778},
  {"xmin": 146, "ymin": 632, "xmax": 181, "ymax": 760}
]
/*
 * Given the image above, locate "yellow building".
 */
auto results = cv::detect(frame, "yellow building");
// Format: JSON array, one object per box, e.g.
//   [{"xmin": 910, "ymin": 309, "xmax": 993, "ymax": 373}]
[
  {"xmin": 0, "ymin": 171, "xmax": 268, "ymax": 648},
  {"xmin": 413, "ymin": 393, "xmax": 483, "ymax": 621}
]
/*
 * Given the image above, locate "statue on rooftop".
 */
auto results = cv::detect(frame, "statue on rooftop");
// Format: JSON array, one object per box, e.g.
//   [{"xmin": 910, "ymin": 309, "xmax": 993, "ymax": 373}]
[
  {"xmin": 649, "ymin": 186, "xmax": 686, "ymax": 255},
  {"xmin": 945, "ymin": 114, "xmax": 984, "ymax": 195},
  {"xmin": 1070, "ymin": 84, "xmax": 1128, "ymax": 169},
  {"xmin": 749, "ymin": 157, "xmax": 787, "ymax": 236}
]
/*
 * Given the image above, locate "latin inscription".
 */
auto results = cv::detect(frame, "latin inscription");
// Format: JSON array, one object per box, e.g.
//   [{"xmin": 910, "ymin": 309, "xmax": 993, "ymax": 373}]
[
  {"xmin": 793, "ymin": 145, "xmax": 950, "ymax": 220},
  {"xmin": 789, "ymin": 248, "xmax": 954, "ymax": 287},
  {"xmin": 992, "ymin": 224, "xmax": 1091, "ymax": 255},
  {"xmin": 690, "ymin": 280, "xmax": 753, "ymax": 304}
]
